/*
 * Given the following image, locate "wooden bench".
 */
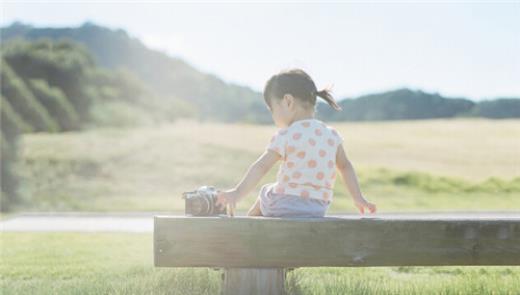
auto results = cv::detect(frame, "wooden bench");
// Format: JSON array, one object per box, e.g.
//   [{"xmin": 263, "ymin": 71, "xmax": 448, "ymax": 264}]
[{"xmin": 154, "ymin": 214, "xmax": 520, "ymax": 295}]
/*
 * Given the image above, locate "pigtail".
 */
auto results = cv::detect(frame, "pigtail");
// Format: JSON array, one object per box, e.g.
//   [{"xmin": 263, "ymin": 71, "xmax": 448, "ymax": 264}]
[
  {"xmin": 315, "ymin": 85, "xmax": 342, "ymax": 111},
  {"xmin": 264, "ymin": 68, "xmax": 343, "ymax": 111}
]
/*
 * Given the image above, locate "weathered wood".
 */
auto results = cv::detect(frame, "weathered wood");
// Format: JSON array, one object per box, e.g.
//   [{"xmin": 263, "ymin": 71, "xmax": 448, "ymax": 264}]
[
  {"xmin": 222, "ymin": 268, "xmax": 285, "ymax": 295},
  {"xmin": 154, "ymin": 214, "xmax": 520, "ymax": 268}
]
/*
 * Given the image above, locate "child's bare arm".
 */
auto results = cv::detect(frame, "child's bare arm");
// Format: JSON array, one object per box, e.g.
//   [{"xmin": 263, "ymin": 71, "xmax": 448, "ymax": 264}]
[
  {"xmin": 234, "ymin": 150, "xmax": 280, "ymax": 199},
  {"xmin": 336, "ymin": 143, "xmax": 377, "ymax": 214},
  {"xmin": 216, "ymin": 150, "xmax": 280, "ymax": 206}
]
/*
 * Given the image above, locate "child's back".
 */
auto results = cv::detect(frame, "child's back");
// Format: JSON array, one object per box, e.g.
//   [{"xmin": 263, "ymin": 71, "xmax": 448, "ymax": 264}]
[{"xmin": 266, "ymin": 118, "xmax": 343, "ymax": 203}]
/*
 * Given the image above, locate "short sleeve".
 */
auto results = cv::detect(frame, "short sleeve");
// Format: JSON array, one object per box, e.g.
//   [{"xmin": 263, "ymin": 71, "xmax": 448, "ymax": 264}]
[
  {"xmin": 337, "ymin": 132, "xmax": 344, "ymax": 146},
  {"xmin": 266, "ymin": 129, "xmax": 287, "ymax": 158},
  {"xmin": 331, "ymin": 128, "xmax": 344, "ymax": 146}
]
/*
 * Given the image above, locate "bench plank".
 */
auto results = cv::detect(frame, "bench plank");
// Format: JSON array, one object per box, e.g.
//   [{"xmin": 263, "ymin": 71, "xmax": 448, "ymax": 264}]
[{"xmin": 154, "ymin": 215, "xmax": 520, "ymax": 268}]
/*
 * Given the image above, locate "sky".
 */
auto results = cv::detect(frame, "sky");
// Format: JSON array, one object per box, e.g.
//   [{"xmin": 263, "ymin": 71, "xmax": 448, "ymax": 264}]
[{"xmin": 2, "ymin": 1, "xmax": 519, "ymax": 101}]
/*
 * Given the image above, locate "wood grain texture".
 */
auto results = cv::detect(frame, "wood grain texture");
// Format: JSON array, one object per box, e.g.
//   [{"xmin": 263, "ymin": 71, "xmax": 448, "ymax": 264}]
[
  {"xmin": 154, "ymin": 214, "xmax": 520, "ymax": 268},
  {"xmin": 222, "ymin": 268, "xmax": 286, "ymax": 295}
]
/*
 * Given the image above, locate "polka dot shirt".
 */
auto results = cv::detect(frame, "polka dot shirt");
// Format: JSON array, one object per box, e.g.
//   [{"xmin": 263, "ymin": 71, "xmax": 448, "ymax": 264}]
[{"xmin": 265, "ymin": 118, "xmax": 344, "ymax": 203}]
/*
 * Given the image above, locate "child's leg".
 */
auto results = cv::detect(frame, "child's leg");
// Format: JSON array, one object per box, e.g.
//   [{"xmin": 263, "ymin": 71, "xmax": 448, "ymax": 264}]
[{"xmin": 247, "ymin": 197, "xmax": 263, "ymax": 216}]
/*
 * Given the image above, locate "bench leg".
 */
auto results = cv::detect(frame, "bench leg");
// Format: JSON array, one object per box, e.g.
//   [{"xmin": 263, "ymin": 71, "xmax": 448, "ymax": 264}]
[{"xmin": 222, "ymin": 268, "xmax": 286, "ymax": 295}]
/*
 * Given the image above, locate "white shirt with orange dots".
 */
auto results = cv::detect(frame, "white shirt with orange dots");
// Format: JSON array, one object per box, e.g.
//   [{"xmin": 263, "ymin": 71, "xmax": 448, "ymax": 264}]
[{"xmin": 265, "ymin": 118, "xmax": 344, "ymax": 203}]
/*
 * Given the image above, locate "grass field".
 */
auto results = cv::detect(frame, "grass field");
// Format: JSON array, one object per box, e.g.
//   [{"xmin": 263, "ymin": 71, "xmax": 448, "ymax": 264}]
[
  {"xmin": 1, "ymin": 233, "xmax": 519, "ymax": 295},
  {"xmin": 15, "ymin": 118, "xmax": 520, "ymax": 212},
  {"xmin": 3, "ymin": 118, "xmax": 519, "ymax": 294}
]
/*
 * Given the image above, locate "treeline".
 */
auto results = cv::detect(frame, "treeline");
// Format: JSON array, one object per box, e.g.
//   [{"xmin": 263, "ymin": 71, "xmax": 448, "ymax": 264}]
[
  {"xmin": 316, "ymin": 88, "xmax": 520, "ymax": 121},
  {"xmin": 1, "ymin": 21, "xmax": 272, "ymax": 125}
]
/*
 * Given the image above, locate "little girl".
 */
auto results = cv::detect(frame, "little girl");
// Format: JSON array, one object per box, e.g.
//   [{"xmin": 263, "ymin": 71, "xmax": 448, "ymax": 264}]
[{"xmin": 216, "ymin": 68, "xmax": 376, "ymax": 217}]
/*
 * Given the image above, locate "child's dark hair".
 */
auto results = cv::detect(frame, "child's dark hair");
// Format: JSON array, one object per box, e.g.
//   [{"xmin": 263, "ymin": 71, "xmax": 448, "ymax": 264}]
[{"xmin": 263, "ymin": 68, "xmax": 342, "ymax": 111}]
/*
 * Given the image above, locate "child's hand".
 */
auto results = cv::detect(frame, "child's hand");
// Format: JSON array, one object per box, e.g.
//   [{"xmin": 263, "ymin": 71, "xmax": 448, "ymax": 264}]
[
  {"xmin": 353, "ymin": 197, "xmax": 377, "ymax": 214},
  {"xmin": 215, "ymin": 189, "xmax": 240, "ymax": 209}
]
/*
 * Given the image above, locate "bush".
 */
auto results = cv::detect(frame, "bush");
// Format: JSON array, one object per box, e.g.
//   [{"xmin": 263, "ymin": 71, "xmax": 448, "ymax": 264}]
[
  {"xmin": 1, "ymin": 60, "xmax": 59, "ymax": 132},
  {"xmin": 1, "ymin": 95, "xmax": 32, "ymax": 138},
  {"xmin": 0, "ymin": 133, "xmax": 23, "ymax": 211},
  {"xmin": 27, "ymin": 79, "xmax": 81, "ymax": 131},
  {"xmin": 2, "ymin": 38, "xmax": 95, "ymax": 121}
]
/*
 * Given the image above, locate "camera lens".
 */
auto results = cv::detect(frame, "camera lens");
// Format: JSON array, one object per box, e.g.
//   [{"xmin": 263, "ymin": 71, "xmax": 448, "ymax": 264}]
[{"xmin": 190, "ymin": 196, "xmax": 211, "ymax": 216}]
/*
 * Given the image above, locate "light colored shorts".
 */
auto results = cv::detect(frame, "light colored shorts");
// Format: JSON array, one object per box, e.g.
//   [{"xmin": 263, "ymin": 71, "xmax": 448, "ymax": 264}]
[{"xmin": 258, "ymin": 183, "xmax": 330, "ymax": 218}]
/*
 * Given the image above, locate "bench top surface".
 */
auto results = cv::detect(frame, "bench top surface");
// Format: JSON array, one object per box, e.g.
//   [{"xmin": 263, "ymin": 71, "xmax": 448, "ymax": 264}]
[{"xmin": 155, "ymin": 212, "xmax": 520, "ymax": 221}]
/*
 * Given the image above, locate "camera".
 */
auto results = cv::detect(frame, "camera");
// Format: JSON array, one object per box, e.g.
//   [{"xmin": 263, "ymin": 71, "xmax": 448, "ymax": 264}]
[{"xmin": 182, "ymin": 185, "xmax": 226, "ymax": 216}]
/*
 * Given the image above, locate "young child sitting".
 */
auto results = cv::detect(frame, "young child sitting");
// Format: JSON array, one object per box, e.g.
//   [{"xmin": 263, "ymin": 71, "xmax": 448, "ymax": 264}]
[{"xmin": 216, "ymin": 68, "xmax": 376, "ymax": 217}]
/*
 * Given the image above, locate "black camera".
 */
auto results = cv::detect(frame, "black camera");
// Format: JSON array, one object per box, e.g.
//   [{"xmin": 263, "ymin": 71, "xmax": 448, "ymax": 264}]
[{"xmin": 182, "ymin": 185, "xmax": 226, "ymax": 216}]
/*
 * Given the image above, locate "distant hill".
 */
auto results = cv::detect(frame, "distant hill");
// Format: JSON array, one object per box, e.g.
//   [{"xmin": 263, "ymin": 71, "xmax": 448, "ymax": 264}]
[
  {"xmin": 2, "ymin": 21, "xmax": 519, "ymax": 123},
  {"xmin": 1, "ymin": 21, "xmax": 272, "ymax": 124},
  {"xmin": 316, "ymin": 88, "xmax": 520, "ymax": 121}
]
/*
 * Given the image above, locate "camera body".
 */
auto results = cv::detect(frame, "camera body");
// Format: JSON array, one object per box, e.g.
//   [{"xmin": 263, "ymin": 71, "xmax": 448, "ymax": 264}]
[{"xmin": 182, "ymin": 185, "xmax": 226, "ymax": 216}]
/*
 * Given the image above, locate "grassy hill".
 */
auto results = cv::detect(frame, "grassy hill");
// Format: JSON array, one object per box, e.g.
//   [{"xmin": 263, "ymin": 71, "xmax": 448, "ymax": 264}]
[
  {"xmin": 1, "ymin": 21, "xmax": 271, "ymax": 124},
  {"xmin": 14, "ymin": 118, "xmax": 520, "ymax": 212}
]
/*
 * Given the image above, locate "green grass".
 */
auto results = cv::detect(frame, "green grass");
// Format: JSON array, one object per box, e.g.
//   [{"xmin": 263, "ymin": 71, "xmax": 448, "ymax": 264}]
[
  {"xmin": 0, "ymin": 233, "xmax": 220, "ymax": 295},
  {"xmin": 1, "ymin": 233, "xmax": 519, "ymax": 295},
  {"xmin": 12, "ymin": 119, "xmax": 520, "ymax": 212},
  {"xmin": 287, "ymin": 267, "xmax": 520, "ymax": 295}
]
